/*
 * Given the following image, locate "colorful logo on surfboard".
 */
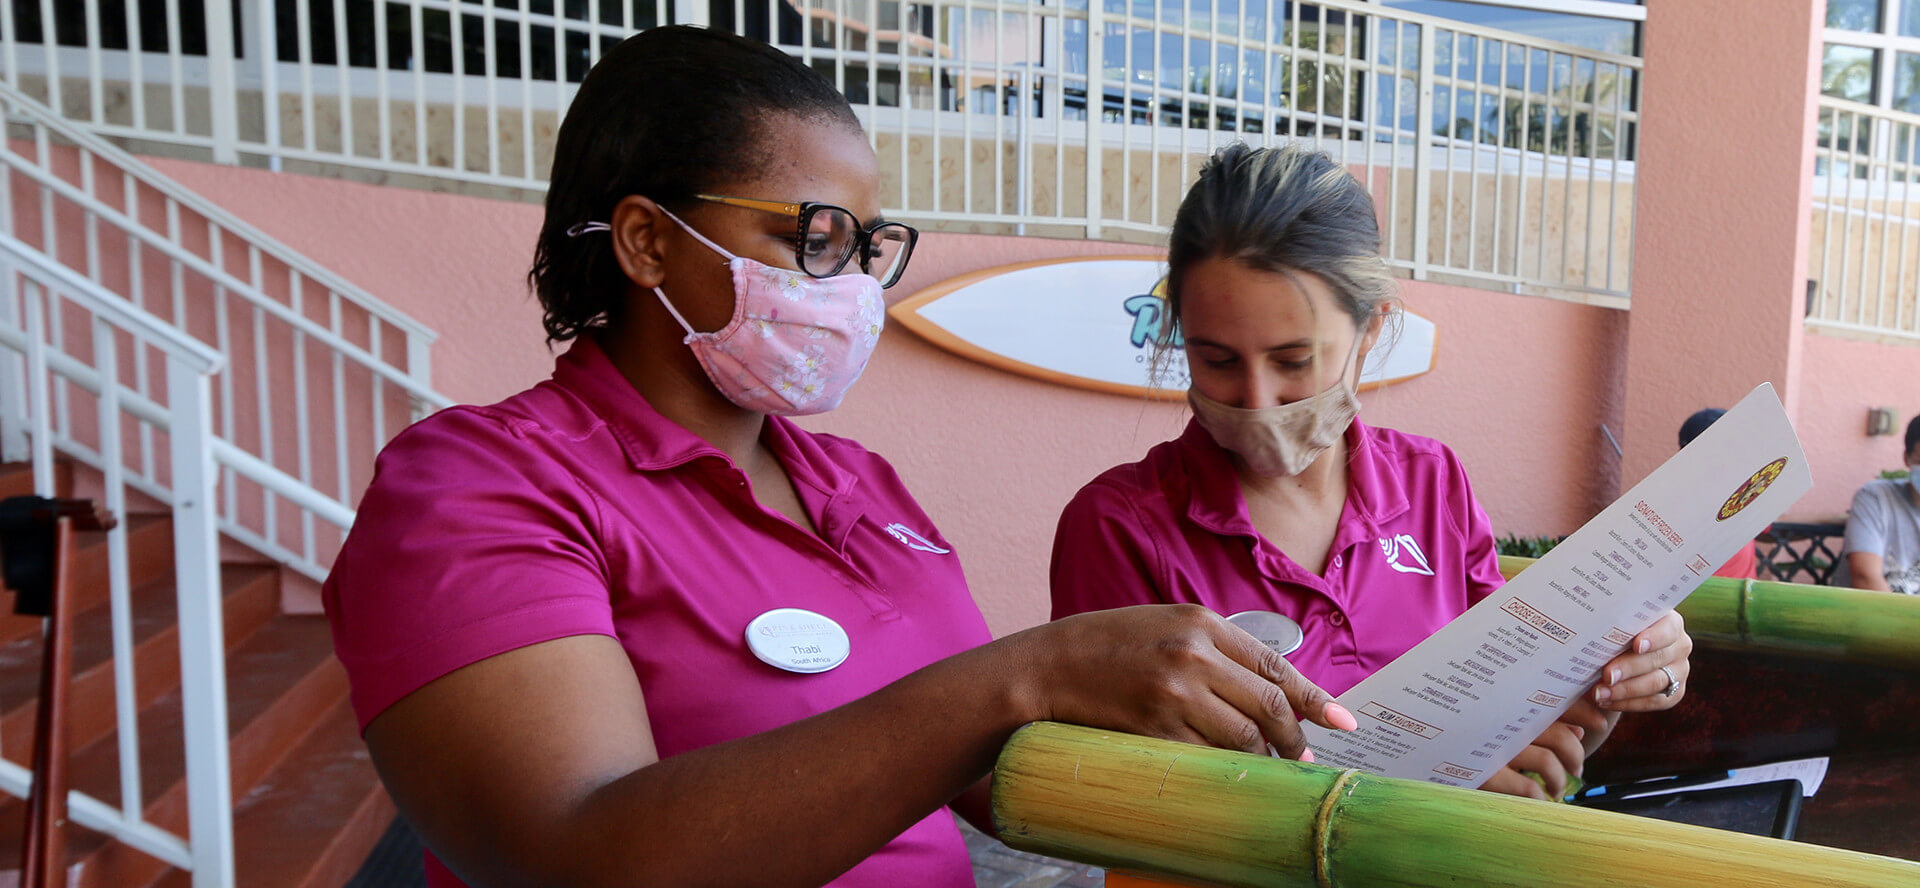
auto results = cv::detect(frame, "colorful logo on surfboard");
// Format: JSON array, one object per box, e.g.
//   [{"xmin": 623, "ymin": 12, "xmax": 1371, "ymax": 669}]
[
  {"xmin": 888, "ymin": 257, "xmax": 1437, "ymax": 400},
  {"xmin": 1717, "ymin": 457, "xmax": 1790, "ymax": 522}
]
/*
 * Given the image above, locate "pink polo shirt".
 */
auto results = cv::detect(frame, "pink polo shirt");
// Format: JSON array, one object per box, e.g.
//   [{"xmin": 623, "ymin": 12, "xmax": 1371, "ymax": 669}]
[
  {"xmin": 324, "ymin": 336, "xmax": 989, "ymax": 888},
  {"xmin": 1051, "ymin": 418, "xmax": 1505, "ymax": 697}
]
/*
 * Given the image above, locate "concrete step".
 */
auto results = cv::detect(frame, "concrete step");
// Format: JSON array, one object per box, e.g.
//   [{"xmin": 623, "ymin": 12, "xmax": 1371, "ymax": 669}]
[
  {"xmin": 0, "ymin": 514, "xmax": 177, "ymax": 651},
  {"xmin": 0, "ymin": 615, "xmax": 343, "ymax": 888},
  {"xmin": 149, "ymin": 702, "xmax": 394, "ymax": 888},
  {"xmin": 0, "ymin": 565, "xmax": 279, "ymax": 767}
]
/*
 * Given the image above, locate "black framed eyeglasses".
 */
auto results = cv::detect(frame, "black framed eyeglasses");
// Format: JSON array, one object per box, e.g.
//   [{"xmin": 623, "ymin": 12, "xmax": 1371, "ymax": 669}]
[{"xmin": 690, "ymin": 193, "xmax": 919, "ymax": 288}]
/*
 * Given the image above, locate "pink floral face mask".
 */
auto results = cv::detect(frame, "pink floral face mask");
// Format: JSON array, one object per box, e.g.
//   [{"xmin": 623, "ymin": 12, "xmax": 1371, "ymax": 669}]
[{"xmin": 645, "ymin": 209, "xmax": 886, "ymax": 416}]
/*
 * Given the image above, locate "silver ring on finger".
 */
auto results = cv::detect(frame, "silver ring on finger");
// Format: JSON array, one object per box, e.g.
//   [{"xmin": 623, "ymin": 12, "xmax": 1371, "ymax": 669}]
[{"xmin": 1659, "ymin": 665, "xmax": 1680, "ymax": 698}]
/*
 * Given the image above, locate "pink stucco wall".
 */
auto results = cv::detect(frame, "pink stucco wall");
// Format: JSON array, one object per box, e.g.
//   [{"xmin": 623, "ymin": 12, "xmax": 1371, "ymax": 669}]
[
  {"xmin": 144, "ymin": 158, "xmax": 1628, "ymax": 635},
  {"xmin": 1793, "ymin": 331, "xmax": 1920, "ymax": 520},
  {"xmin": 1622, "ymin": 0, "xmax": 1821, "ymax": 489}
]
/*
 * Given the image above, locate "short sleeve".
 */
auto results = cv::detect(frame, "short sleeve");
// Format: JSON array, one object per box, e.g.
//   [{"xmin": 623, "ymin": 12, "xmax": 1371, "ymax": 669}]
[
  {"xmin": 1440, "ymin": 446, "xmax": 1505, "ymax": 606},
  {"xmin": 1711, "ymin": 541, "xmax": 1759, "ymax": 580},
  {"xmin": 1049, "ymin": 481, "xmax": 1166, "ymax": 620},
  {"xmin": 1844, "ymin": 483, "xmax": 1890, "ymax": 557},
  {"xmin": 323, "ymin": 408, "xmax": 617, "ymax": 731}
]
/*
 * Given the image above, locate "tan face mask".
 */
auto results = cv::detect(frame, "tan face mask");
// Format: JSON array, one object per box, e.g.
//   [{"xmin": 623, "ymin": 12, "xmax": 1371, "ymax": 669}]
[{"xmin": 1188, "ymin": 341, "xmax": 1363, "ymax": 478}]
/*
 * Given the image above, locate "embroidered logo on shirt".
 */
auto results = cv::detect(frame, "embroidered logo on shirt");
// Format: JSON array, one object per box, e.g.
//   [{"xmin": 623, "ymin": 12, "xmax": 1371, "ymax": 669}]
[
  {"xmin": 1378, "ymin": 534, "xmax": 1435, "ymax": 576},
  {"xmin": 885, "ymin": 523, "xmax": 952, "ymax": 554}
]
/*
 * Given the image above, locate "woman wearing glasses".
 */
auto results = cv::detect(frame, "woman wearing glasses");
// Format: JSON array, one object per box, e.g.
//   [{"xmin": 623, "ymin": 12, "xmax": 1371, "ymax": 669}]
[{"xmin": 323, "ymin": 26, "xmax": 1354, "ymax": 888}]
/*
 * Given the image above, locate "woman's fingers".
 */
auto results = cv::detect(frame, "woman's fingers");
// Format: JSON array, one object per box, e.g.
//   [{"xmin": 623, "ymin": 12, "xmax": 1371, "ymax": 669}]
[
  {"xmin": 1031, "ymin": 606, "xmax": 1357, "ymax": 760},
  {"xmin": 1558, "ymin": 697, "xmax": 1611, "ymax": 736},
  {"xmin": 1029, "ymin": 606, "xmax": 1336, "ymax": 758},
  {"xmin": 1595, "ymin": 611, "xmax": 1692, "ymax": 710},
  {"xmin": 1601, "ymin": 620, "xmax": 1689, "ymax": 683},
  {"xmin": 1212, "ymin": 617, "xmax": 1357, "ymax": 733},
  {"xmin": 1180, "ymin": 694, "xmax": 1280, "ymax": 757},
  {"xmin": 1200, "ymin": 667, "xmax": 1310, "ymax": 758},
  {"xmin": 1633, "ymin": 610, "xmax": 1686, "ymax": 653},
  {"xmin": 1601, "ymin": 657, "xmax": 1692, "ymax": 711},
  {"xmin": 1504, "ymin": 744, "xmax": 1570, "ymax": 799},
  {"xmin": 1529, "ymin": 722, "xmax": 1586, "ymax": 780},
  {"xmin": 1481, "ymin": 765, "xmax": 1552, "ymax": 801}
]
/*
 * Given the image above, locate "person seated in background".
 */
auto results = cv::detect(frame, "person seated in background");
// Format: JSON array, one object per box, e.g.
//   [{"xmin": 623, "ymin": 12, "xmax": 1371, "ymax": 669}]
[
  {"xmin": 1843, "ymin": 415, "xmax": 1920, "ymax": 594},
  {"xmin": 1679, "ymin": 408, "xmax": 1758, "ymax": 580}
]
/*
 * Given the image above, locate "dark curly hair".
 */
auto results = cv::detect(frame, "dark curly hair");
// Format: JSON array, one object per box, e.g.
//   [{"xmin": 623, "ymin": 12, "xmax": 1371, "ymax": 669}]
[{"xmin": 527, "ymin": 26, "xmax": 861, "ymax": 343}]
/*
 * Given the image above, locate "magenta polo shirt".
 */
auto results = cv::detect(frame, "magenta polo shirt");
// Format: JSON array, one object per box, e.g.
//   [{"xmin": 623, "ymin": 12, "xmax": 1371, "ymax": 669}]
[
  {"xmin": 323, "ymin": 336, "xmax": 990, "ymax": 888},
  {"xmin": 1050, "ymin": 418, "xmax": 1505, "ymax": 697}
]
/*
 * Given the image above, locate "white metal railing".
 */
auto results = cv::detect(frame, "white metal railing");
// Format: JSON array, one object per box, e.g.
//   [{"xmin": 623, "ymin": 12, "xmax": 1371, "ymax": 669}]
[
  {"xmin": 0, "ymin": 80, "xmax": 451, "ymax": 583},
  {"xmin": 1812, "ymin": 97, "xmax": 1920, "ymax": 341},
  {"xmin": 0, "ymin": 80, "xmax": 450, "ymax": 886},
  {"xmin": 0, "ymin": 230, "xmax": 232, "ymax": 883},
  {"xmin": 2, "ymin": 0, "xmax": 1641, "ymax": 300}
]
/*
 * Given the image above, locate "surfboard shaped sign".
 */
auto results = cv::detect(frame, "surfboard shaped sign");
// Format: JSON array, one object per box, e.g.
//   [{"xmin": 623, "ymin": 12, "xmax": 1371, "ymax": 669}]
[{"xmin": 889, "ymin": 256, "xmax": 1438, "ymax": 400}]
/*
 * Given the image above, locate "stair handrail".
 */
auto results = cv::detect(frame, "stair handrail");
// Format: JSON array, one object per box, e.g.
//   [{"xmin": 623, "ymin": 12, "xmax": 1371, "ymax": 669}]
[
  {"xmin": 0, "ymin": 82, "xmax": 444, "ymax": 409},
  {"xmin": 0, "ymin": 78, "xmax": 455, "ymax": 582},
  {"xmin": 0, "ymin": 233, "xmax": 235, "ymax": 884},
  {"xmin": 0, "ymin": 236, "xmax": 347, "ymax": 536},
  {"xmin": 0, "ymin": 79, "xmax": 440, "ymax": 355},
  {"xmin": 0, "ymin": 233, "xmax": 223, "ymax": 374}
]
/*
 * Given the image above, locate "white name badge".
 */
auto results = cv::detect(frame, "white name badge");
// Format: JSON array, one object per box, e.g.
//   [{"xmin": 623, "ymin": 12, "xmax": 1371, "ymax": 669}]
[
  {"xmin": 745, "ymin": 608, "xmax": 851, "ymax": 674},
  {"xmin": 1227, "ymin": 610, "xmax": 1305, "ymax": 657}
]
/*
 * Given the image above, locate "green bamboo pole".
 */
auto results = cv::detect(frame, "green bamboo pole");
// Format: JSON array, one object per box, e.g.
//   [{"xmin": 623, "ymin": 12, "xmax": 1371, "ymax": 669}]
[
  {"xmin": 993, "ymin": 722, "xmax": 1920, "ymax": 888},
  {"xmin": 1498, "ymin": 555, "xmax": 1920, "ymax": 669}
]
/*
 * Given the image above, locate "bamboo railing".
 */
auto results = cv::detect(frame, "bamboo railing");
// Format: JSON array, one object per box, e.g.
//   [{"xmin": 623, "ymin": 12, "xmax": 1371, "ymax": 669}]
[
  {"xmin": 992, "ymin": 722, "xmax": 1920, "ymax": 888},
  {"xmin": 1497, "ymin": 556, "xmax": 1920, "ymax": 669}
]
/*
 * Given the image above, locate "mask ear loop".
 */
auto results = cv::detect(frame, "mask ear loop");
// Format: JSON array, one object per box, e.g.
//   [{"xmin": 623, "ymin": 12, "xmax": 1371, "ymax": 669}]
[
  {"xmin": 566, "ymin": 208, "xmax": 739, "ymax": 262},
  {"xmin": 566, "ymin": 211, "xmax": 734, "ymax": 338},
  {"xmin": 656, "ymin": 206, "xmax": 741, "ymax": 262}
]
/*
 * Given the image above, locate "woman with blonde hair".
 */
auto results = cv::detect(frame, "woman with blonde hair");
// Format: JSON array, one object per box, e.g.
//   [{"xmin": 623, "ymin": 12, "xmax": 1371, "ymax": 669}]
[{"xmin": 1051, "ymin": 142, "xmax": 1692, "ymax": 800}]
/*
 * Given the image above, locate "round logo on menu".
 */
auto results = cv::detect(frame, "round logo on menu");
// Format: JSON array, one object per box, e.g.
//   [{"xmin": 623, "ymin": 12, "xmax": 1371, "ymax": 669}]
[{"xmin": 1717, "ymin": 457, "xmax": 1789, "ymax": 522}]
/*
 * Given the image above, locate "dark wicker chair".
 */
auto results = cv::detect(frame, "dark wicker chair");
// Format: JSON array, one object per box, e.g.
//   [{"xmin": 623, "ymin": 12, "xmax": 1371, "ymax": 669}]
[{"xmin": 1755, "ymin": 521, "xmax": 1848, "ymax": 586}]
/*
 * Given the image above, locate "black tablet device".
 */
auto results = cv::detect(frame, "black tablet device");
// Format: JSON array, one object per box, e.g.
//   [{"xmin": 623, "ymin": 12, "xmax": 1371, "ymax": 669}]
[{"xmin": 1575, "ymin": 779, "xmax": 1803, "ymax": 839}]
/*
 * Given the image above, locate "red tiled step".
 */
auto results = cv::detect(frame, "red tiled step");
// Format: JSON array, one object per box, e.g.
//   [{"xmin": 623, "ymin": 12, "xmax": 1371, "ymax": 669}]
[
  {"xmin": 0, "ymin": 464, "xmax": 36, "ymax": 502},
  {"xmin": 0, "ymin": 565, "xmax": 279, "ymax": 769},
  {"xmin": 0, "ymin": 462, "xmax": 73, "ymax": 503},
  {"xmin": 149, "ymin": 702, "xmax": 394, "ymax": 888},
  {"xmin": 0, "ymin": 615, "xmax": 344, "ymax": 888},
  {"xmin": 0, "ymin": 514, "xmax": 176, "ymax": 650}
]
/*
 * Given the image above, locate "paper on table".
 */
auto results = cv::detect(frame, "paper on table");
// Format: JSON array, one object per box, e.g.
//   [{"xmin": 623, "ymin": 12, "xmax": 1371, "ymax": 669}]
[
  {"xmin": 1301, "ymin": 383, "xmax": 1812, "ymax": 789},
  {"xmin": 1673, "ymin": 758, "xmax": 1830, "ymax": 798}
]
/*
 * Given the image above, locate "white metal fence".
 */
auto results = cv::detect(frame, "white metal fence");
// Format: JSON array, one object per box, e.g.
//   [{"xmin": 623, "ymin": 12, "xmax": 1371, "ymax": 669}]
[
  {"xmin": 0, "ymin": 225, "xmax": 232, "ymax": 882},
  {"xmin": 0, "ymin": 79, "xmax": 450, "ymax": 582},
  {"xmin": 0, "ymin": 80, "xmax": 451, "ymax": 886},
  {"xmin": 2, "ymin": 0, "xmax": 1641, "ymax": 300},
  {"xmin": 1813, "ymin": 97, "xmax": 1920, "ymax": 342}
]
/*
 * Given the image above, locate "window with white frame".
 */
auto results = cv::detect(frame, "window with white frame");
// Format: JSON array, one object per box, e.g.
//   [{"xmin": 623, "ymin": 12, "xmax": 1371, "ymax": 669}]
[
  {"xmin": 1823, "ymin": 0, "xmax": 1920, "ymax": 112},
  {"xmin": 1374, "ymin": 0, "xmax": 1641, "ymax": 57}
]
